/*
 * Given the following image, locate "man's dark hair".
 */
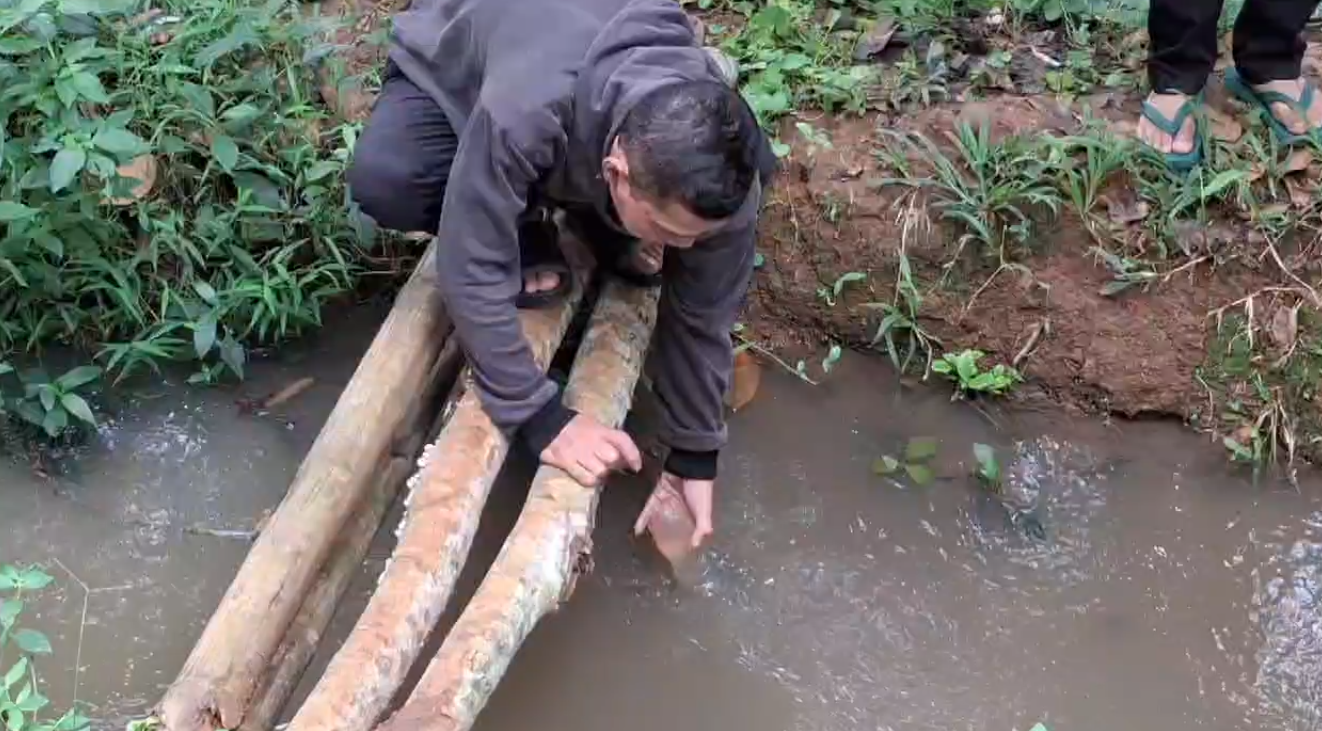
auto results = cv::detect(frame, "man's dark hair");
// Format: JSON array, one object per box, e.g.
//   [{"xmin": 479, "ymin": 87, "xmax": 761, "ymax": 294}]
[{"xmin": 616, "ymin": 81, "xmax": 768, "ymax": 221}]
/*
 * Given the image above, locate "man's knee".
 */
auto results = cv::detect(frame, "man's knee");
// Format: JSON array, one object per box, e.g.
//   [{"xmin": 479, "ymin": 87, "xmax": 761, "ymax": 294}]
[{"xmin": 347, "ymin": 142, "xmax": 443, "ymax": 234}]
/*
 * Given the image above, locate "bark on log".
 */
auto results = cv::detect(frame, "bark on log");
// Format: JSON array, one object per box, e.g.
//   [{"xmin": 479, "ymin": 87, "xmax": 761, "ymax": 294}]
[
  {"xmin": 240, "ymin": 339, "xmax": 466, "ymax": 731},
  {"xmin": 158, "ymin": 241, "xmax": 452, "ymax": 731},
  {"xmin": 284, "ymin": 277, "xmax": 587, "ymax": 731},
  {"xmin": 378, "ymin": 281, "xmax": 659, "ymax": 731}
]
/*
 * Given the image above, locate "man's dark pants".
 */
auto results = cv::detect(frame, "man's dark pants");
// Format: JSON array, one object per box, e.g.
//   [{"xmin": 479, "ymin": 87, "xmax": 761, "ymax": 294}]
[
  {"xmin": 348, "ymin": 62, "xmax": 623, "ymax": 260},
  {"xmin": 1149, "ymin": 0, "xmax": 1320, "ymax": 94}
]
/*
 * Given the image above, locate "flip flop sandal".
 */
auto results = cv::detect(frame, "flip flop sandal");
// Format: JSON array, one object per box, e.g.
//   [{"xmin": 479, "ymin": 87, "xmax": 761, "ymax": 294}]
[
  {"xmin": 1225, "ymin": 68, "xmax": 1322, "ymax": 146},
  {"xmin": 514, "ymin": 214, "xmax": 572, "ymax": 310},
  {"xmin": 1140, "ymin": 92, "xmax": 1204, "ymax": 172}
]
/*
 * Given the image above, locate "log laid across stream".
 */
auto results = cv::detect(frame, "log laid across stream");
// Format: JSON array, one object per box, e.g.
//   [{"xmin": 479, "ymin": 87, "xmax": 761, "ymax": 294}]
[{"xmin": 154, "ymin": 241, "xmax": 662, "ymax": 731}]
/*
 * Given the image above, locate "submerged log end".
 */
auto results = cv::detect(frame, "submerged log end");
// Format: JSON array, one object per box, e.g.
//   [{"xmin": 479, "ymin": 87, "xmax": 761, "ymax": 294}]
[{"xmin": 156, "ymin": 680, "xmax": 228, "ymax": 731}]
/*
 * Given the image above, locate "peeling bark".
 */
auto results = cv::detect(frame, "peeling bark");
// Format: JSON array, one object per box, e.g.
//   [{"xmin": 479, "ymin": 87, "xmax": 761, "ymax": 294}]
[
  {"xmin": 240, "ymin": 339, "xmax": 465, "ymax": 731},
  {"xmin": 158, "ymin": 241, "xmax": 452, "ymax": 731},
  {"xmin": 378, "ymin": 281, "xmax": 659, "ymax": 731},
  {"xmin": 284, "ymin": 277, "xmax": 587, "ymax": 731}
]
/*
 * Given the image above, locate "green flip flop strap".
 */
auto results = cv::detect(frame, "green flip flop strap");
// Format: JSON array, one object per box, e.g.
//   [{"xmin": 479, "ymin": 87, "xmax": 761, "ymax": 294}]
[{"xmin": 1141, "ymin": 99, "xmax": 1196, "ymax": 137}]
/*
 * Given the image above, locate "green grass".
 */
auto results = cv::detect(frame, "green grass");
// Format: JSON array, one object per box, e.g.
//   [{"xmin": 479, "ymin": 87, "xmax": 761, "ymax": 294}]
[{"xmin": 0, "ymin": 0, "xmax": 383, "ymax": 400}]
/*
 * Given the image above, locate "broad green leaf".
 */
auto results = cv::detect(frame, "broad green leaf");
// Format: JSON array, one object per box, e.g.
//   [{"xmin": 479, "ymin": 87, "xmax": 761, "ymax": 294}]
[
  {"xmin": 904, "ymin": 463, "xmax": 934, "ymax": 485},
  {"xmin": 220, "ymin": 103, "xmax": 261, "ymax": 123},
  {"xmin": 38, "ymin": 386, "xmax": 55, "ymax": 413},
  {"xmin": 0, "ymin": 201, "xmax": 37, "ymax": 221},
  {"xmin": 871, "ymin": 455, "xmax": 899, "ymax": 475},
  {"xmin": 6, "ymin": 706, "xmax": 23, "ymax": 731},
  {"xmin": 0, "ymin": 599, "xmax": 21, "ymax": 628},
  {"xmin": 4, "ymin": 657, "xmax": 28, "ymax": 690},
  {"xmin": 193, "ymin": 312, "xmax": 217, "ymax": 358},
  {"xmin": 210, "ymin": 135, "xmax": 239, "ymax": 172},
  {"xmin": 219, "ymin": 336, "xmax": 245, "ymax": 378},
  {"xmin": 0, "ymin": 362, "xmax": 10, "ymax": 375},
  {"xmin": 1028, "ymin": 724, "xmax": 1049, "ymax": 731},
  {"xmin": 60, "ymin": 393, "xmax": 95, "ymax": 425},
  {"xmin": 16, "ymin": 688, "xmax": 48, "ymax": 712},
  {"xmin": 41, "ymin": 406, "xmax": 68, "ymax": 437},
  {"xmin": 50, "ymin": 147, "xmax": 87, "ymax": 192},
  {"xmin": 69, "ymin": 71, "xmax": 109, "ymax": 103},
  {"xmin": 56, "ymin": 365, "xmax": 101, "ymax": 390},
  {"xmin": 905, "ymin": 437, "xmax": 938, "ymax": 462},
  {"xmin": 91, "ymin": 127, "xmax": 145, "ymax": 155},
  {"xmin": 192, "ymin": 280, "xmax": 218, "ymax": 306},
  {"xmin": 973, "ymin": 442, "xmax": 1000, "ymax": 483},
  {"xmin": 303, "ymin": 160, "xmax": 340, "ymax": 183},
  {"xmin": 179, "ymin": 83, "xmax": 216, "ymax": 119},
  {"xmin": 12, "ymin": 628, "xmax": 52, "ymax": 655},
  {"xmin": 12, "ymin": 568, "xmax": 49, "ymax": 589}
]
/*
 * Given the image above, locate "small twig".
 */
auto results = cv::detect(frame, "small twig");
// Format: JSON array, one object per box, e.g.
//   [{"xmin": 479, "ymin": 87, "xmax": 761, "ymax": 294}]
[
  {"xmin": 1261, "ymin": 236, "xmax": 1321, "ymax": 308},
  {"xmin": 51, "ymin": 557, "xmax": 133, "ymax": 705},
  {"xmin": 1161, "ymin": 255, "xmax": 1210, "ymax": 283},
  {"xmin": 735, "ymin": 338, "xmax": 818, "ymax": 386},
  {"xmin": 1013, "ymin": 318, "xmax": 1049, "ymax": 369}
]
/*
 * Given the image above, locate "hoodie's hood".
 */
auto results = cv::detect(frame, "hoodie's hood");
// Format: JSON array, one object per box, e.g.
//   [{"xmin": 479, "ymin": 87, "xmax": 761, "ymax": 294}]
[{"xmin": 551, "ymin": 0, "xmax": 722, "ymax": 202}]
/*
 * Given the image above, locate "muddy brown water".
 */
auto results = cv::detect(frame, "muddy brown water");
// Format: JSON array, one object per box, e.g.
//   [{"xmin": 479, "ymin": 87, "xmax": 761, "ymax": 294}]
[{"xmin": 2, "ymin": 308, "xmax": 1320, "ymax": 731}]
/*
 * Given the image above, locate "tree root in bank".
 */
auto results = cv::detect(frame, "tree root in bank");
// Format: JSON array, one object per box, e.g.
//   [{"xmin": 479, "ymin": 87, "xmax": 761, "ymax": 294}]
[
  {"xmin": 378, "ymin": 280, "xmax": 658, "ymax": 731},
  {"xmin": 282, "ymin": 274, "xmax": 587, "ymax": 731}
]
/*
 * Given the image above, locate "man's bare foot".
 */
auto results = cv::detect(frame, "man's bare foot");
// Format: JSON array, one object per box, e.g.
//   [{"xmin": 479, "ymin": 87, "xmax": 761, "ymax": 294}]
[
  {"xmin": 1254, "ymin": 78, "xmax": 1322, "ymax": 136},
  {"xmin": 630, "ymin": 241, "xmax": 665, "ymax": 276},
  {"xmin": 1138, "ymin": 92, "xmax": 1199, "ymax": 154},
  {"xmin": 522, "ymin": 270, "xmax": 561, "ymax": 295}
]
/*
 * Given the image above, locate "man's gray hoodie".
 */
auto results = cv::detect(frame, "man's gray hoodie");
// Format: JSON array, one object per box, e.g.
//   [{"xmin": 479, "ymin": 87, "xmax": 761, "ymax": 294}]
[{"xmin": 389, "ymin": 0, "xmax": 769, "ymax": 478}]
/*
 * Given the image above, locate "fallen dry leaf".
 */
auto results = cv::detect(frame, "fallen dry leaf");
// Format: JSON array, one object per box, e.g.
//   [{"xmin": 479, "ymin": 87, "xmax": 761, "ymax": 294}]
[
  {"xmin": 107, "ymin": 154, "xmax": 158, "ymax": 206},
  {"xmin": 853, "ymin": 17, "xmax": 896, "ymax": 61},
  {"xmin": 725, "ymin": 350, "xmax": 762, "ymax": 412},
  {"xmin": 1269, "ymin": 303, "xmax": 1300, "ymax": 352},
  {"xmin": 1286, "ymin": 178, "xmax": 1314, "ymax": 209},
  {"xmin": 262, "ymin": 376, "xmax": 316, "ymax": 409},
  {"xmin": 1102, "ymin": 193, "xmax": 1150, "ymax": 225},
  {"xmin": 1207, "ymin": 106, "xmax": 1243, "ymax": 143},
  {"xmin": 1284, "ymin": 148, "xmax": 1313, "ymax": 174}
]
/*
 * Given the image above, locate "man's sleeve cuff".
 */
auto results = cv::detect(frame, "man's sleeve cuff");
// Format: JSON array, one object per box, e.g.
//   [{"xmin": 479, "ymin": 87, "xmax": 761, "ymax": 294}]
[
  {"xmin": 519, "ymin": 397, "xmax": 577, "ymax": 457},
  {"xmin": 664, "ymin": 448, "xmax": 719, "ymax": 480}
]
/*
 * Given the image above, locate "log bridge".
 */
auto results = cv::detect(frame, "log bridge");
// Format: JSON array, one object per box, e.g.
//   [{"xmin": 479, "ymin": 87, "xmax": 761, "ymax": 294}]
[{"xmin": 155, "ymin": 237, "xmax": 661, "ymax": 731}]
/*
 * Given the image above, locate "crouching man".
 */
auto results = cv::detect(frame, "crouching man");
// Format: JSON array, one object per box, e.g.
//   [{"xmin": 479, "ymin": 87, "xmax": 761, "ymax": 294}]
[{"xmin": 347, "ymin": 0, "xmax": 775, "ymax": 548}]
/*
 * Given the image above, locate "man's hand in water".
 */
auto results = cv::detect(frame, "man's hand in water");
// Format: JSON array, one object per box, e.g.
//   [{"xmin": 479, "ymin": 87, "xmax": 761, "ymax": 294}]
[
  {"xmin": 634, "ymin": 471, "xmax": 714, "ymax": 549},
  {"xmin": 540, "ymin": 414, "xmax": 642, "ymax": 487}
]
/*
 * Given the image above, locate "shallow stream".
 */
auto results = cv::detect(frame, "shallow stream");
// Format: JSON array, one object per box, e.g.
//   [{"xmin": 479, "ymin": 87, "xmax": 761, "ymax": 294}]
[{"xmin": 2, "ymin": 308, "xmax": 1319, "ymax": 731}]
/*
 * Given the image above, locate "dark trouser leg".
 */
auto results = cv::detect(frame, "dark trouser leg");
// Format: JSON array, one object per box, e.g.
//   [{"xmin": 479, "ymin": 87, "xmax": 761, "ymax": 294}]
[
  {"xmin": 1233, "ymin": 0, "xmax": 1321, "ymax": 84},
  {"xmin": 1148, "ymin": 0, "xmax": 1224, "ymax": 94},
  {"xmin": 347, "ymin": 62, "xmax": 458, "ymax": 233}
]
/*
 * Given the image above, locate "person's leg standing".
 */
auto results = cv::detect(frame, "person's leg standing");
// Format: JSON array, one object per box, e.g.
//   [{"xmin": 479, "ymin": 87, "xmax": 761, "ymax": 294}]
[
  {"xmin": 1229, "ymin": 0, "xmax": 1322, "ymax": 137},
  {"xmin": 1149, "ymin": 0, "xmax": 1224, "ymax": 95},
  {"xmin": 1233, "ymin": 0, "xmax": 1318, "ymax": 84},
  {"xmin": 1140, "ymin": 0, "xmax": 1223, "ymax": 161},
  {"xmin": 348, "ymin": 61, "xmax": 459, "ymax": 234}
]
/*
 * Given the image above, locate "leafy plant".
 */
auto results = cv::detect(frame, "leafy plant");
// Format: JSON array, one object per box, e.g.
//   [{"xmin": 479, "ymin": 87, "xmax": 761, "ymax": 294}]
[
  {"xmin": 873, "ymin": 435, "xmax": 939, "ymax": 485},
  {"xmin": 0, "ymin": 365, "xmax": 101, "ymax": 439},
  {"xmin": 1, "ymin": 564, "xmax": 89, "ymax": 731},
  {"xmin": 972, "ymin": 441, "xmax": 1001, "ymax": 487},
  {"xmin": 932, "ymin": 349, "xmax": 1022, "ymax": 397},
  {"xmin": 817, "ymin": 271, "xmax": 866, "ymax": 307},
  {"xmin": 721, "ymin": 0, "xmax": 873, "ymax": 129},
  {"xmin": 875, "ymin": 124, "xmax": 1064, "ymax": 275},
  {"xmin": 0, "ymin": 0, "xmax": 378, "ymax": 388}
]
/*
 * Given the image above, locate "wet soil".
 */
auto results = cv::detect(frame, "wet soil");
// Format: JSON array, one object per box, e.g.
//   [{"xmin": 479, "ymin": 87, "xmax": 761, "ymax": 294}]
[{"xmin": 307, "ymin": 1, "xmax": 1321, "ymax": 468}]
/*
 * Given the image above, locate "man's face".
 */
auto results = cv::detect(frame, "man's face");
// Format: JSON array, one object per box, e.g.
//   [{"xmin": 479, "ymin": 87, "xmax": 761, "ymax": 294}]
[{"xmin": 603, "ymin": 139, "xmax": 725, "ymax": 249}]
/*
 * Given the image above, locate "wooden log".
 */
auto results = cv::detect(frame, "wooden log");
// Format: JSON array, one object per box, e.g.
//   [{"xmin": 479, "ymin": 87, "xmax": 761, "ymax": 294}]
[
  {"xmin": 158, "ymin": 240, "xmax": 453, "ymax": 731},
  {"xmin": 240, "ymin": 338, "xmax": 465, "ymax": 731},
  {"xmin": 378, "ymin": 281, "xmax": 659, "ymax": 731},
  {"xmin": 284, "ymin": 276, "xmax": 587, "ymax": 731}
]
